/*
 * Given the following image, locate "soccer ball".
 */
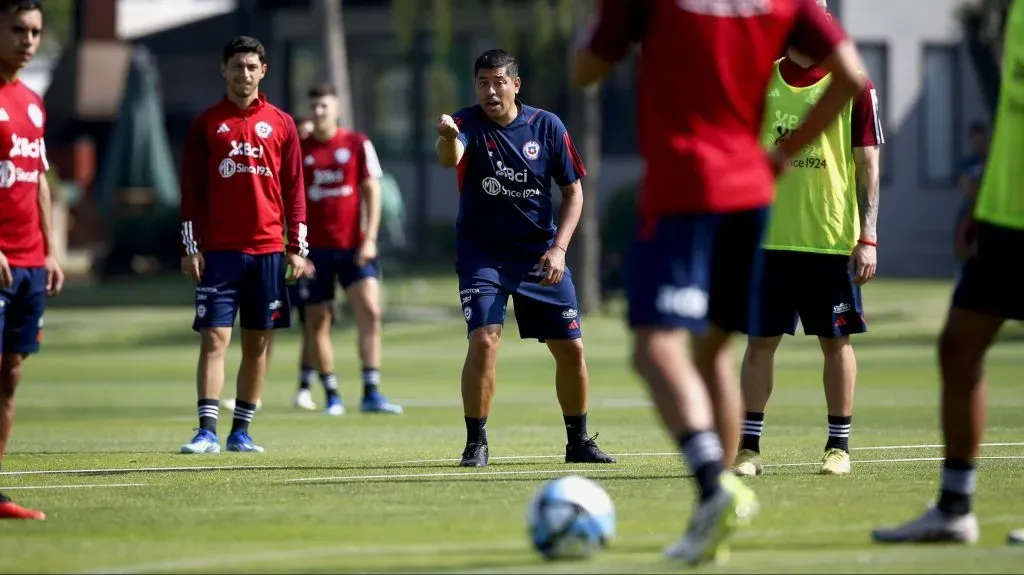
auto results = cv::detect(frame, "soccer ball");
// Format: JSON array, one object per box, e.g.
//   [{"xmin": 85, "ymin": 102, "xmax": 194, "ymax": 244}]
[{"xmin": 526, "ymin": 475, "xmax": 616, "ymax": 560}]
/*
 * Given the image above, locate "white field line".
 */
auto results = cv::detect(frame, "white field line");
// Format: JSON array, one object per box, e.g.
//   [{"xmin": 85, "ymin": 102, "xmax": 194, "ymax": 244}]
[
  {"xmin": 395, "ymin": 442, "xmax": 1024, "ymax": 465},
  {"xmin": 0, "ymin": 465, "xmax": 290, "ymax": 477},
  {"xmin": 852, "ymin": 442, "xmax": 1024, "ymax": 451},
  {"xmin": 1, "ymin": 483, "xmax": 149, "ymax": 491},
  {"xmin": 282, "ymin": 468, "xmax": 629, "ymax": 483},
  {"xmin": 75, "ymin": 514, "xmax": 1024, "ymax": 575}
]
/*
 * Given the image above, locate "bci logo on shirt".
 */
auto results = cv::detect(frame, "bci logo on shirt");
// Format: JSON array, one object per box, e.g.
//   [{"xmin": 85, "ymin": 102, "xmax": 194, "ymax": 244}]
[
  {"xmin": 9, "ymin": 134, "xmax": 43, "ymax": 159},
  {"xmin": 229, "ymin": 140, "xmax": 264, "ymax": 159}
]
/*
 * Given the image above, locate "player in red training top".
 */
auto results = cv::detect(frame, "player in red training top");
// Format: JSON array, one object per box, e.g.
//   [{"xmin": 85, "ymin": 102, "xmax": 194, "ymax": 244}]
[
  {"xmin": 0, "ymin": 0, "xmax": 63, "ymax": 521},
  {"xmin": 178, "ymin": 36, "xmax": 307, "ymax": 455},
  {"xmin": 573, "ymin": 0, "xmax": 867, "ymax": 564},
  {"xmin": 293, "ymin": 82, "xmax": 402, "ymax": 416}
]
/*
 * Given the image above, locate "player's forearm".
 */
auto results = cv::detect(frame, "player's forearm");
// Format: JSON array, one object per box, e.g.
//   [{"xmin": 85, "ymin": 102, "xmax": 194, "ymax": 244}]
[
  {"xmin": 854, "ymin": 146, "xmax": 880, "ymax": 242},
  {"xmin": 553, "ymin": 184, "xmax": 584, "ymax": 250},
  {"xmin": 37, "ymin": 173, "xmax": 54, "ymax": 256},
  {"xmin": 361, "ymin": 178, "xmax": 382, "ymax": 243},
  {"xmin": 435, "ymin": 137, "xmax": 462, "ymax": 168}
]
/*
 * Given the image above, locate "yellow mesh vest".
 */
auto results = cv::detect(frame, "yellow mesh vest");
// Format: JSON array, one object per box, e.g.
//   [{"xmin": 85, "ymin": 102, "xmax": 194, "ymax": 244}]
[
  {"xmin": 974, "ymin": 1, "xmax": 1024, "ymax": 230},
  {"xmin": 760, "ymin": 61, "xmax": 858, "ymax": 255}
]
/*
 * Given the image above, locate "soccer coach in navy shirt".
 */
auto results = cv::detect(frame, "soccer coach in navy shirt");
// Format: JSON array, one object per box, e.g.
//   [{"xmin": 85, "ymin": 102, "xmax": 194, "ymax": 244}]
[{"xmin": 435, "ymin": 49, "xmax": 615, "ymax": 468}]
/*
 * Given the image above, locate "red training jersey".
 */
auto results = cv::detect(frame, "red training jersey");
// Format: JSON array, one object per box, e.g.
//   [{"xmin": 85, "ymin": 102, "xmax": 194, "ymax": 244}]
[
  {"xmin": 301, "ymin": 129, "xmax": 383, "ymax": 250},
  {"xmin": 586, "ymin": 0, "xmax": 846, "ymax": 217},
  {"xmin": 0, "ymin": 79, "xmax": 48, "ymax": 267},
  {"xmin": 777, "ymin": 58, "xmax": 884, "ymax": 148},
  {"xmin": 179, "ymin": 94, "xmax": 307, "ymax": 257}
]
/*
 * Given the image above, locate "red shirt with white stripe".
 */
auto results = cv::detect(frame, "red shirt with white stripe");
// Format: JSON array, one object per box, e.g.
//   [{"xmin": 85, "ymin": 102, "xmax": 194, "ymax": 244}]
[
  {"xmin": 0, "ymin": 79, "xmax": 48, "ymax": 268},
  {"xmin": 179, "ymin": 94, "xmax": 308, "ymax": 257},
  {"xmin": 778, "ymin": 58, "xmax": 884, "ymax": 148},
  {"xmin": 301, "ymin": 129, "xmax": 382, "ymax": 250}
]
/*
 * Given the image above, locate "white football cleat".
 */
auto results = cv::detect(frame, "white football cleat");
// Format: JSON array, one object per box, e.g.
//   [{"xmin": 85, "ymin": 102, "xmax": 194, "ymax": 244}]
[
  {"xmin": 293, "ymin": 388, "xmax": 317, "ymax": 411},
  {"xmin": 872, "ymin": 505, "xmax": 980, "ymax": 544}
]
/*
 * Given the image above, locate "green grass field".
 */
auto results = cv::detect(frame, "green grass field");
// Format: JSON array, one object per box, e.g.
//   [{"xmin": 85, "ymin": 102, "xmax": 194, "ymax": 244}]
[{"xmin": 2, "ymin": 276, "xmax": 1023, "ymax": 573}]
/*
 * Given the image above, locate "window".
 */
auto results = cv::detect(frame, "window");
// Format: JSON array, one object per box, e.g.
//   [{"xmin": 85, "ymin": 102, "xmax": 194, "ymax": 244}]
[
  {"xmin": 920, "ymin": 45, "xmax": 961, "ymax": 186},
  {"xmin": 856, "ymin": 42, "xmax": 891, "ymax": 183}
]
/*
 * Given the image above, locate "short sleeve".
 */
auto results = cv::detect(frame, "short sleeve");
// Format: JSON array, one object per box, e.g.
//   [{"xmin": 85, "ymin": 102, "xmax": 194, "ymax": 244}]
[
  {"xmin": 549, "ymin": 115, "xmax": 587, "ymax": 186},
  {"xmin": 451, "ymin": 108, "xmax": 472, "ymax": 147},
  {"xmin": 851, "ymin": 78, "xmax": 884, "ymax": 148},
  {"xmin": 359, "ymin": 136, "xmax": 384, "ymax": 180}
]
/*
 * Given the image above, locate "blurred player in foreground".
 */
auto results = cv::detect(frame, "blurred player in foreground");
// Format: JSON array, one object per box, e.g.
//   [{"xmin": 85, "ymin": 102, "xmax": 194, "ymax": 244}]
[
  {"xmin": 0, "ymin": 0, "xmax": 62, "ymax": 520},
  {"xmin": 734, "ymin": 0, "xmax": 883, "ymax": 478},
  {"xmin": 178, "ymin": 36, "xmax": 307, "ymax": 454},
  {"xmin": 574, "ymin": 0, "xmax": 865, "ymax": 564},
  {"xmin": 436, "ymin": 49, "xmax": 614, "ymax": 468},
  {"xmin": 873, "ymin": 0, "xmax": 1023, "ymax": 544},
  {"xmin": 295, "ymin": 82, "xmax": 401, "ymax": 415}
]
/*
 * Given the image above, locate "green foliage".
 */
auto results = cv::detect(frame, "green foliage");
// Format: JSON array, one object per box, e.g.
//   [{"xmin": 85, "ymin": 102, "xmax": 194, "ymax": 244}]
[
  {"xmin": 390, "ymin": 0, "xmax": 419, "ymax": 55},
  {"xmin": 41, "ymin": 0, "xmax": 74, "ymax": 53},
  {"xmin": 489, "ymin": 0, "xmax": 518, "ymax": 55},
  {"xmin": 432, "ymin": 0, "xmax": 454, "ymax": 59}
]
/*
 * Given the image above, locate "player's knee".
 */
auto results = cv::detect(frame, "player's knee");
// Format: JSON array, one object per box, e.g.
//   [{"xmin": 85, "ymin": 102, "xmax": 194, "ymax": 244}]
[
  {"xmin": 200, "ymin": 328, "xmax": 231, "ymax": 356},
  {"xmin": 0, "ymin": 354, "xmax": 25, "ymax": 396},
  {"xmin": 745, "ymin": 335, "xmax": 782, "ymax": 361},
  {"xmin": 937, "ymin": 326, "xmax": 970, "ymax": 372},
  {"xmin": 818, "ymin": 335, "xmax": 850, "ymax": 359},
  {"xmin": 468, "ymin": 327, "xmax": 501, "ymax": 359},
  {"xmin": 547, "ymin": 339, "xmax": 585, "ymax": 366},
  {"xmin": 307, "ymin": 304, "xmax": 333, "ymax": 332},
  {"xmin": 239, "ymin": 330, "xmax": 272, "ymax": 358}
]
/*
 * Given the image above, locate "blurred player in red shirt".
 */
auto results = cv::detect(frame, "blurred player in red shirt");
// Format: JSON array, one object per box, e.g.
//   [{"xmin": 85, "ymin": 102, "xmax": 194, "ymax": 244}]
[
  {"xmin": 178, "ymin": 36, "xmax": 307, "ymax": 455},
  {"xmin": 0, "ymin": 0, "xmax": 63, "ymax": 521},
  {"xmin": 573, "ymin": 0, "xmax": 866, "ymax": 564},
  {"xmin": 292, "ymin": 82, "xmax": 402, "ymax": 416}
]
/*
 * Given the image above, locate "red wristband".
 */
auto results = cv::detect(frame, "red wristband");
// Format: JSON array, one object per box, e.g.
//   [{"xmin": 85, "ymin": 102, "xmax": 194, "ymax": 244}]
[{"xmin": 858, "ymin": 239, "xmax": 877, "ymax": 247}]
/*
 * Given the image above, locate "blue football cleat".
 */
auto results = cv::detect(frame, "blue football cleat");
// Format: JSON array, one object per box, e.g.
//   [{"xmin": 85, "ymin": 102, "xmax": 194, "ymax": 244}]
[
  {"xmin": 226, "ymin": 431, "xmax": 265, "ymax": 453},
  {"xmin": 361, "ymin": 391, "xmax": 403, "ymax": 414},
  {"xmin": 180, "ymin": 429, "xmax": 220, "ymax": 454},
  {"xmin": 325, "ymin": 394, "xmax": 346, "ymax": 416}
]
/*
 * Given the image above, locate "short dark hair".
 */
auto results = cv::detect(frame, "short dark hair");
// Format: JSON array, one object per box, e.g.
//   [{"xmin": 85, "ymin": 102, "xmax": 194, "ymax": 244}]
[
  {"xmin": 474, "ymin": 49, "xmax": 518, "ymax": 78},
  {"xmin": 221, "ymin": 36, "xmax": 266, "ymax": 65},
  {"xmin": 0, "ymin": 0, "xmax": 42, "ymax": 13},
  {"xmin": 307, "ymin": 82, "xmax": 336, "ymax": 99}
]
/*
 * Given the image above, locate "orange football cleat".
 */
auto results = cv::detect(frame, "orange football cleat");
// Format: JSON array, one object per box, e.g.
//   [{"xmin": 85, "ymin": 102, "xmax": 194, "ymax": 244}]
[{"xmin": 0, "ymin": 494, "xmax": 46, "ymax": 520}]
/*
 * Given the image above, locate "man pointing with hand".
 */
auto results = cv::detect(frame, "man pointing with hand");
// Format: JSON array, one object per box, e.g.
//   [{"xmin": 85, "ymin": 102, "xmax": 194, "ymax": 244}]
[{"xmin": 435, "ymin": 49, "xmax": 615, "ymax": 468}]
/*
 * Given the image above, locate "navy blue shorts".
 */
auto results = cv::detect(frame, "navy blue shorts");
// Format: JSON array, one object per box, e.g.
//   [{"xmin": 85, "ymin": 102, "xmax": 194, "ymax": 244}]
[
  {"xmin": 305, "ymin": 248, "xmax": 380, "ymax": 304},
  {"xmin": 192, "ymin": 251, "xmax": 291, "ymax": 332},
  {"xmin": 746, "ymin": 250, "xmax": 867, "ymax": 338},
  {"xmin": 952, "ymin": 223, "xmax": 1024, "ymax": 321},
  {"xmin": 627, "ymin": 209, "xmax": 768, "ymax": 333},
  {"xmin": 459, "ymin": 262, "xmax": 582, "ymax": 341},
  {"xmin": 0, "ymin": 267, "xmax": 45, "ymax": 355}
]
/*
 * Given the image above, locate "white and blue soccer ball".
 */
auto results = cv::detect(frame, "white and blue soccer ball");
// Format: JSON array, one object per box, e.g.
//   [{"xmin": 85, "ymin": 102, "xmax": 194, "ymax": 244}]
[{"xmin": 526, "ymin": 475, "xmax": 616, "ymax": 560}]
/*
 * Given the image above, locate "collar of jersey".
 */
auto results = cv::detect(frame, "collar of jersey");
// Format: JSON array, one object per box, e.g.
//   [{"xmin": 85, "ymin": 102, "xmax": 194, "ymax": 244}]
[
  {"xmin": 219, "ymin": 93, "xmax": 268, "ymax": 116},
  {"xmin": 480, "ymin": 99, "xmax": 528, "ymax": 129}
]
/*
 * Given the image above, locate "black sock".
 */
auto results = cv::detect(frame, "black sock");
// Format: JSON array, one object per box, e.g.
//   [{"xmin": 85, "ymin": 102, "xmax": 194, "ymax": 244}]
[
  {"xmin": 937, "ymin": 458, "xmax": 976, "ymax": 517},
  {"xmin": 321, "ymin": 372, "xmax": 339, "ymax": 400},
  {"xmin": 197, "ymin": 399, "xmax": 219, "ymax": 434},
  {"xmin": 678, "ymin": 430, "xmax": 724, "ymax": 503},
  {"xmin": 465, "ymin": 416, "xmax": 488, "ymax": 445},
  {"xmin": 230, "ymin": 400, "xmax": 257, "ymax": 435},
  {"xmin": 564, "ymin": 413, "xmax": 588, "ymax": 443},
  {"xmin": 362, "ymin": 367, "xmax": 381, "ymax": 396},
  {"xmin": 825, "ymin": 415, "xmax": 852, "ymax": 453},
  {"xmin": 741, "ymin": 411, "xmax": 764, "ymax": 453},
  {"xmin": 299, "ymin": 365, "xmax": 316, "ymax": 391}
]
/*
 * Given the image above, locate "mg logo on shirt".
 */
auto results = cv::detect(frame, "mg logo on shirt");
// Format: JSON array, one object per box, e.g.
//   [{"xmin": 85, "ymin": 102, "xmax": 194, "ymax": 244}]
[
  {"xmin": 481, "ymin": 176, "xmax": 541, "ymax": 199},
  {"xmin": 229, "ymin": 140, "xmax": 265, "ymax": 159},
  {"xmin": 482, "ymin": 177, "xmax": 502, "ymax": 196},
  {"xmin": 0, "ymin": 160, "xmax": 39, "ymax": 188},
  {"xmin": 219, "ymin": 158, "xmax": 272, "ymax": 178}
]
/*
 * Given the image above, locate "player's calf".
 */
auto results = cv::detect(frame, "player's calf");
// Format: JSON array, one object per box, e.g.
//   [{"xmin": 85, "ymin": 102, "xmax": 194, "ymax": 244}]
[{"xmin": 547, "ymin": 340, "xmax": 615, "ymax": 464}]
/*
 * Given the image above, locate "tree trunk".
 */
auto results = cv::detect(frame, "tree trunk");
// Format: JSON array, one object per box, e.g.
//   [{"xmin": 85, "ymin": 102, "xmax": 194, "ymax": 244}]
[
  {"xmin": 315, "ymin": 0, "xmax": 355, "ymax": 129},
  {"xmin": 575, "ymin": 82, "xmax": 602, "ymax": 314}
]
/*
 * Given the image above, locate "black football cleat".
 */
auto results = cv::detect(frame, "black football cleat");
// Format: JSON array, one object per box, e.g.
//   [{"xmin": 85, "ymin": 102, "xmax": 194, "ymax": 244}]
[
  {"xmin": 459, "ymin": 442, "xmax": 489, "ymax": 467},
  {"xmin": 565, "ymin": 432, "xmax": 616, "ymax": 464}
]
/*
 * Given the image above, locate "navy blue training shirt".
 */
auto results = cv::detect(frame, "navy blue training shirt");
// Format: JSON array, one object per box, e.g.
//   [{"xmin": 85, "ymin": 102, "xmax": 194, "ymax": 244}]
[{"xmin": 452, "ymin": 101, "xmax": 586, "ymax": 267}]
